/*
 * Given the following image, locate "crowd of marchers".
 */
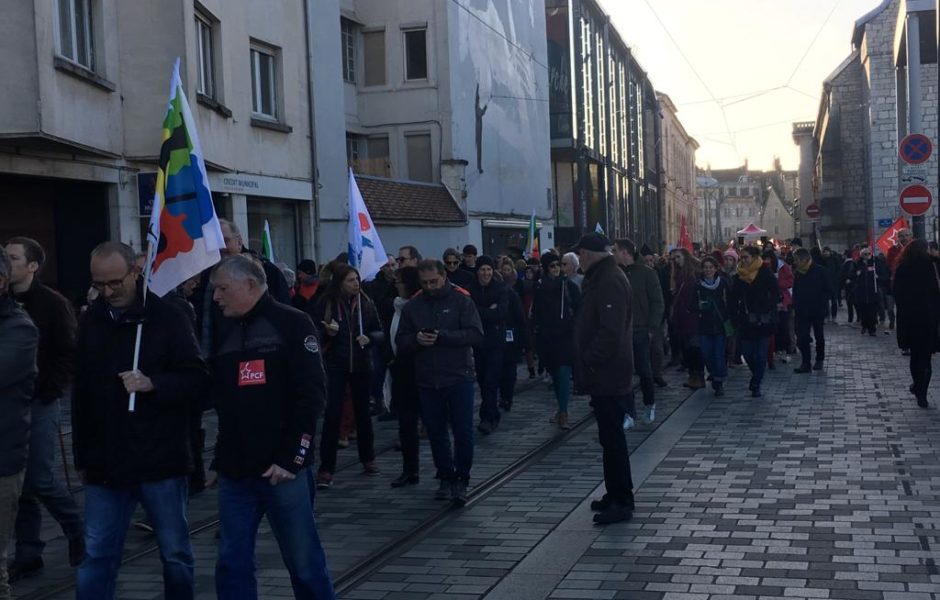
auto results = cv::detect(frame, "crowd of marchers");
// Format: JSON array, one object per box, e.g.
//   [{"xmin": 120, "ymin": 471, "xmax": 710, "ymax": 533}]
[{"xmin": 0, "ymin": 226, "xmax": 938, "ymax": 600}]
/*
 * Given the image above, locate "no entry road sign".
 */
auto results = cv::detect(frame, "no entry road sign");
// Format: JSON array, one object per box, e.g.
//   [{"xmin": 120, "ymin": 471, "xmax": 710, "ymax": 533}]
[
  {"xmin": 805, "ymin": 203, "xmax": 820, "ymax": 219},
  {"xmin": 899, "ymin": 184, "xmax": 933, "ymax": 217},
  {"xmin": 899, "ymin": 134, "xmax": 932, "ymax": 165}
]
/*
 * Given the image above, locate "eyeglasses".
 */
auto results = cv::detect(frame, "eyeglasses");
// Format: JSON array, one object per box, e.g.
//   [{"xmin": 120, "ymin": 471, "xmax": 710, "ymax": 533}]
[
  {"xmin": 445, "ymin": 260, "xmax": 459, "ymax": 266},
  {"xmin": 91, "ymin": 269, "xmax": 133, "ymax": 292}
]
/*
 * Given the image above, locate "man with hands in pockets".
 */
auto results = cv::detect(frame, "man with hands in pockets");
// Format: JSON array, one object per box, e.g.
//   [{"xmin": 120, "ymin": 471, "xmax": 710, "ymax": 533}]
[{"xmin": 208, "ymin": 254, "xmax": 336, "ymax": 600}]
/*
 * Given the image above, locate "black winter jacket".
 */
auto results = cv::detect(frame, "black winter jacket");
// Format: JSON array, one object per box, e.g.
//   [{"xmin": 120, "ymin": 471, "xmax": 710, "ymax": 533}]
[
  {"xmin": 894, "ymin": 256, "xmax": 940, "ymax": 353},
  {"xmin": 730, "ymin": 267, "xmax": 778, "ymax": 340},
  {"xmin": 396, "ymin": 284, "xmax": 484, "ymax": 389},
  {"xmin": 211, "ymin": 294, "xmax": 326, "ymax": 479},
  {"xmin": 532, "ymin": 276, "xmax": 580, "ymax": 370},
  {"xmin": 13, "ymin": 280, "xmax": 76, "ymax": 404},
  {"xmin": 312, "ymin": 293, "xmax": 382, "ymax": 374},
  {"xmin": 695, "ymin": 276, "xmax": 732, "ymax": 337},
  {"xmin": 72, "ymin": 291, "xmax": 208, "ymax": 486},
  {"xmin": 0, "ymin": 295, "xmax": 38, "ymax": 476},
  {"xmin": 850, "ymin": 259, "xmax": 881, "ymax": 305},
  {"xmin": 792, "ymin": 263, "xmax": 834, "ymax": 319},
  {"xmin": 468, "ymin": 280, "xmax": 527, "ymax": 351},
  {"xmin": 573, "ymin": 256, "xmax": 634, "ymax": 396}
]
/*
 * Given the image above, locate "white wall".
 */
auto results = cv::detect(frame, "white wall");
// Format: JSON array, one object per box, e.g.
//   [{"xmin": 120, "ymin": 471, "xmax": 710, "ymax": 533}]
[{"xmin": 446, "ymin": 1, "xmax": 552, "ymax": 221}]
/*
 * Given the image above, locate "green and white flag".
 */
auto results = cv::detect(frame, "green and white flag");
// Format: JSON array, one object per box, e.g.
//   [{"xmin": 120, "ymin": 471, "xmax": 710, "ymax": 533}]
[{"xmin": 261, "ymin": 219, "xmax": 277, "ymax": 263}]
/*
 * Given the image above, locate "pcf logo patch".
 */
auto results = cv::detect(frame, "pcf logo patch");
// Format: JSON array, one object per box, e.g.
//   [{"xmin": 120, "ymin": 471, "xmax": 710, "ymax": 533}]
[{"xmin": 238, "ymin": 360, "xmax": 267, "ymax": 386}]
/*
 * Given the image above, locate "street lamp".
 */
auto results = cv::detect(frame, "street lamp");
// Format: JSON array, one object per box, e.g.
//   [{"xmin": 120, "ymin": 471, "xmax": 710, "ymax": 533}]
[{"xmin": 697, "ymin": 175, "xmax": 719, "ymax": 248}]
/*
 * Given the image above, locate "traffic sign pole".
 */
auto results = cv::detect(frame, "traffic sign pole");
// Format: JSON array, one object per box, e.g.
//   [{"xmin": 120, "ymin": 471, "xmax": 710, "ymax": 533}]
[{"xmin": 905, "ymin": 12, "xmax": 924, "ymax": 239}]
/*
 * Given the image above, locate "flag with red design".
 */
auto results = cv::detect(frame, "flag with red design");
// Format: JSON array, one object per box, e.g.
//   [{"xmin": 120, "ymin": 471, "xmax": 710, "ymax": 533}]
[
  {"xmin": 875, "ymin": 217, "xmax": 909, "ymax": 256},
  {"xmin": 145, "ymin": 58, "xmax": 224, "ymax": 297},
  {"xmin": 678, "ymin": 216, "xmax": 693, "ymax": 253}
]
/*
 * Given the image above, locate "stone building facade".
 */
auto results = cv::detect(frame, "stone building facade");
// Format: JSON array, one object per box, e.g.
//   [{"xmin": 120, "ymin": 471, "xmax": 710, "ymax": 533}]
[
  {"xmin": 794, "ymin": 0, "xmax": 937, "ymax": 250},
  {"xmin": 658, "ymin": 93, "xmax": 699, "ymax": 248}
]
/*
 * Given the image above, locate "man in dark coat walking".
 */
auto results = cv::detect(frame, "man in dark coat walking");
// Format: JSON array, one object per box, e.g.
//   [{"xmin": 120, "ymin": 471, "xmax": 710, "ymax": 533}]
[
  {"xmin": 572, "ymin": 233, "xmax": 635, "ymax": 525},
  {"xmin": 792, "ymin": 248, "xmax": 833, "ymax": 373}
]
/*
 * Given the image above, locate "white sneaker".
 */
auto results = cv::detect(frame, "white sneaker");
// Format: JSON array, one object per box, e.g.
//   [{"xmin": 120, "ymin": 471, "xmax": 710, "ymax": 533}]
[
  {"xmin": 779, "ymin": 354, "xmax": 790, "ymax": 364},
  {"xmin": 622, "ymin": 415, "xmax": 635, "ymax": 430},
  {"xmin": 644, "ymin": 404, "xmax": 656, "ymax": 424}
]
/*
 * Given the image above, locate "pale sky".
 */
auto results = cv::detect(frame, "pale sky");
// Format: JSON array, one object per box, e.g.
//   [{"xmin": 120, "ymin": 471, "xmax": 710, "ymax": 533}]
[{"xmin": 605, "ymin": 0, "xmax": 883, "ymax": 171}]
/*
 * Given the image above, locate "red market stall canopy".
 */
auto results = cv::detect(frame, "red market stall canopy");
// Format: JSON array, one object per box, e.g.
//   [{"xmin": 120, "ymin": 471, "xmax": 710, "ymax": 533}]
[{"xmin": 736, "ymin": 223, "xmax": 767, "ymax": 236}]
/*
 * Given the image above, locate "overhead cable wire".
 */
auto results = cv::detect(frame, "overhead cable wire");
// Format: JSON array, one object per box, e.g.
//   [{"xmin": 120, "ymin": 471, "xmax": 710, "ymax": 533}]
[
  {"xmin": 785, "ymin": 0, "xmax": 844, "ymax": 86},
  {"xmin": 449, "ymin": 0, "xmax": 549, "ymax": 71}
]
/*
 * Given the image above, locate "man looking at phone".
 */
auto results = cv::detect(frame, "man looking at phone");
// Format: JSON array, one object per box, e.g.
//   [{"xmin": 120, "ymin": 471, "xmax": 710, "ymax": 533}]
[{"xmin": 396, "ymin": 260, "xmax": 483, "ymax": 506}]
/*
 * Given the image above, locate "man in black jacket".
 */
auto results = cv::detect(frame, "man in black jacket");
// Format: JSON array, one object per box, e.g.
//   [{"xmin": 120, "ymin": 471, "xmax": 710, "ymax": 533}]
[
  {"xmin": 0, "ymin": 247, "xmax": 38, "ymax": 600},
  {"xmin": 4, "ymin": 238, "xmax": 84, "ymax": 580},
  {"xmin": 209, "ymin": 255, "xmax": 335, "ymax": 599},
  {"xmin": 72, "ymin": 242, "xmax": 207, "ymax": 600},
  {"xmin": 397, "ymin": 259, "xmax": 484, "ymax": 506},
  {"xmin": 792, "ymin": 248, "xmax": 833, "ymax": 373},
  {"xmin": 573, "ymin": 234, "xmax": 635, "ymax": 525}
]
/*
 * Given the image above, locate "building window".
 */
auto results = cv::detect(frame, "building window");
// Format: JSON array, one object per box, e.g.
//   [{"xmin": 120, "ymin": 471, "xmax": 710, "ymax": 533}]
[
  {"xmin": 195, "ymin": 11, "xmax": 216, "ymax": 98},
  {"xmin": 346, "ymin": 135, "xmax": 360, "ymax": 166},
  {"xmin": 341, "ymin": 18, "xmax": 356, "ymax": 83},
  {"xmin": 366, "ymin": 135, "xmax": 390, "ymax": 178},
  {"xmin": 403, "ymin": 28, "xmax": 427, "ymax": 81},
  {"xmin": 57, "ymin": 0, "xmax": 95, "ymax": 70},
  {"xmin": 406, "ymin": 133, "xmax": 432, "ymax": 182},
  {"xmin": 250, "ymin": 44, "xmax": 278, "ymax": 119},
  {"xmin": 362, "ymin": 30, "xmax": 385, "ymax": 86},
  {"xmin": 774, "ymin": 225, "xmax": 780, "ymax": 235}
]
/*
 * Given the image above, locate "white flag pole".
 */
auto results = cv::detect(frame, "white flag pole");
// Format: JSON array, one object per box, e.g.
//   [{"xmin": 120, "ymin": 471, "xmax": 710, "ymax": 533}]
[
  {"xmin": 357, "ymin": 292, "xmax": 364, "ymax": 337},
  {"xmin": 129, "ymin": 238, "xmax": 155, "ymax": 413}
]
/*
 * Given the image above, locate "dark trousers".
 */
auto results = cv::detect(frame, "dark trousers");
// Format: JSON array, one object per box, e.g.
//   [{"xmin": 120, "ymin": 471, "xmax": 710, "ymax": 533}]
[
  {"xmin": 844, "ymin": 294, "xmax": 855, "ymax": 322},
  {"xmin": 590, "ymin": 395, "xmax": 635, "ymax": 508},
  {"xmin": 910, "ymin": 349, "xmax": 933, "ymax": 399},
  {"xmin": 776, "ymin": 310, "xmax": 792, "ymax": 354},
  {"xmin": 319, "ymin": 370, "xmax": 375, "ymax": 474},
  {"xmin": 829, "ymin": 291, "xmax": 839, "ymax": 319},
  {"xmin": 14, "ymin": 399, "xmax": 84, "ymax": 562},
  {"xmin": 419, "ymin": 382, "xmax": 475, "ymax": 482},
  {"xmin": 626, "ymin": 330, "xmax": 655, "ymax": 420},
  {"xmin": 474, "ymin": 347, "xmax": 504, "ymax": 424},
  {"xmin": 857, "ymin": 301, "xmax": 879, "ymax": 333},
  {"xmin": 795, "ymin": 315, "xmax": 825, "ymax": 366},
  {"xmin": 677, "ymin": 332, "xmax": 704, "ymax": 375},
  {"xmin": 740, "ymin": 336, "xmax": 769, "ymax": 389},
  {"xmin": 390, "ymin": 361, "xmax": 420, "ymax": 475},
  {"xmin": 498, "ymin": 355, "xmax": 518, "ymax": 408}
]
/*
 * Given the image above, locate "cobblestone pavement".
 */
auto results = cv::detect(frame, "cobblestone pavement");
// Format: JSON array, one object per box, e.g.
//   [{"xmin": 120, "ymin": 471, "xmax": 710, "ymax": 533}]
[{"xmin": 14, "ymin": 322, "xmax": 940, "ymax": 600}]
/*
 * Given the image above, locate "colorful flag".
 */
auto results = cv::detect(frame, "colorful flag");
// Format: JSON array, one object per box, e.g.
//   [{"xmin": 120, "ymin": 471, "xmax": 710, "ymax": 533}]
[
  {"xmin": 525, "ymin": 209, "xmax": 539, "ymax": 258},
  {"xmin": 347, "ymin": 169, "xmax": 387, "ymax": 282},
  {"xmin": 678, "ymin": 216, "xmax": 693, "ymax": 252},
  {"xmin": 876, "ymin": 217, "xmax": 909, "ymax": 256},
  {"xmin": 145, "ymin": 58, "xmax": 224, "ymax": 297},
  {"xmin": 261, "ymin": 219, "xmax": 277, "ymax": 263}
]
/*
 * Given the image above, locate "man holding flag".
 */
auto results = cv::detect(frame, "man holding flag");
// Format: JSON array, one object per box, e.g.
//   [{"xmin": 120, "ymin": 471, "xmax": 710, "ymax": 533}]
[{"xmin": 72, "ymin": 242, "xmax": 208, "ymax": 600}]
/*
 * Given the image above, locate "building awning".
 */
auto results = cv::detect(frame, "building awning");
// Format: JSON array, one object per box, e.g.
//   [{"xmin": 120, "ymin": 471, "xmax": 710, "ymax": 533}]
[
  {"xmin": 355, "ymin": 175, "xmax": 465, "ymax": 224},
  {"xmin": 737, "ymin": 223, "xmax": 767, "ymax": 236}
]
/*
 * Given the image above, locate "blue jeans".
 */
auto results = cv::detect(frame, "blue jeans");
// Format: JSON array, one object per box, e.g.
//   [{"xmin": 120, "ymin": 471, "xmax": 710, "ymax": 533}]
[
  {"xmin": 217, "ymin": 473, "xmax": 335, "ymax": 600},
  {"xmin": 77, "ymin": 477, "xmax": 193, "ymax": 600},
  {"xmin": 419, "ymin": 382, "xmax": 475, "ymax": 481},
  {"xmin": 551, "ymin": 366, "xmax": 572, "ymax": 413},
  {"xmin": 15, "ymin": 398, "xmax": 84, "ymax": 562},
  {"xmin": 699, "ymin": 334, "xmax": 728, "ymax": 382},
  {"xmin": 740, "ymin": 337, "xmax": 769, "ymax": 389},
  {"xmin": 474, "ymin": 347, "xmax": 504, "ymax": 424}
]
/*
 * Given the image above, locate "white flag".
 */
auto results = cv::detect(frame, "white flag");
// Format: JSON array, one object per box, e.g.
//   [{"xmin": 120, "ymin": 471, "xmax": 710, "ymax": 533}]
[{"xmin": 347, "ymin": 169, "xmax": 387, "ymax": 281}]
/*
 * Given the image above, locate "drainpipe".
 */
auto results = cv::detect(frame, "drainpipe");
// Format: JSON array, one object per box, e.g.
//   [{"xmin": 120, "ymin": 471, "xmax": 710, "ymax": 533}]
[{"xmin": 303, "ymin": 0, "xmax": 322, "ymax": 262}]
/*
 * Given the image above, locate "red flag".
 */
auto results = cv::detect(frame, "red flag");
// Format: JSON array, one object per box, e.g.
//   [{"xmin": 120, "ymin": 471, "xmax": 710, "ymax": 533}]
[
  {"xmin": 678, "ymin": 216, "xmax": 693, "ymax": 253},
  {"xmin": 876, "ymin": 217, "xmax": 909, "ymax": 256}
]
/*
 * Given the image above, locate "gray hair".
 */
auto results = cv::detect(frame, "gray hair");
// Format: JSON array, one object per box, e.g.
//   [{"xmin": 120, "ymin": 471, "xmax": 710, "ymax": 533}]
[
  {"xmin": 0, "ymin": 246, "xmax": 11, "ymax": 283},
  {"xmin": 218, "ymin": 218, "xmax": 241, "ymax": 236},
  {"xmin": 90, "ymin": 241, "xmax": 138, "ymax": 269},
  {"xmin": 211, "ymin": 254, "xmax": 267, "ymax": 287},
  {"xmin": 562, "ymin": 252, "xmax": 580, "ymax": 268}
]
